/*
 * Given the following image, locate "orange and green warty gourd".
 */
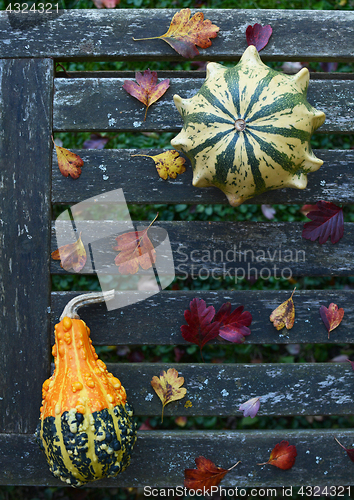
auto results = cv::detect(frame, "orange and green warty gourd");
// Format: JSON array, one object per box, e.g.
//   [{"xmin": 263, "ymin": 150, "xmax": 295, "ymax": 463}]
[
  {"xmin": 171, "ymin": 45, "xmax": 326, "ymax": 206},
  {"xmin": 36, "ymin": 292, "xmax": 137, "ymax": 487}
]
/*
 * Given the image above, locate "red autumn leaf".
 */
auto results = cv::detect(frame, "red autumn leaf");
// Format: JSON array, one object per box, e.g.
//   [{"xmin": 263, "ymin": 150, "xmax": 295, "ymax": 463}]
[
  {"xmin": 347, "ymin": 359, "xmax": 354, "ymax": 371},
  {"xmin": 302, "ymin": 200, "xmax": 344, "ymax": 244},
  {"xmin": 133, "ymin": 8, "xmax": 219, "ymax": 59},
  {"xmin": 181, "ymin": 298, "xmax": 220, "ymax": 360},
  {"xmin": 184, "ymin": 456, "xmax": 240, "ymax": 492},
  {"xmin": 92, "ymin": 0, "xmax": 119, "ymax": 7},
  {"xmin": 214, "ymin": 302, "xmax": 252, "ymax": 343},
  {"xmin": 52, "ymin": 136, "xmax": 84, "ymax": 179},
  {"xmin": 258, "ymin": 440, "xmax": 297, "ymax": 470},
  {"xmin": 113, "ymin": 216, "xmax": 158, "ymax": 275},
  {"xmin": 246, "ymin": 23, "xmax": 272, "ymax": 52},
  {"xmin": 334, "ymin": 437, "xmax": 354, "ymax": 462},
  {"xmin": 320, "ymin": 303, "xmax": 344, "ymax": 339},
  {"xmin": 123, "ymin": 69, "xmax": 170, "ymax": 121}
]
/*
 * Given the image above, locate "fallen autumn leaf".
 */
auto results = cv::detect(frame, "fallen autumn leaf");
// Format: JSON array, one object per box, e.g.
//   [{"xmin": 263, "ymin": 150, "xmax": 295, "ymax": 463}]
[
  {"xmin": 151, "ymin": 368, "xmax": 187, "ymax": 422},
  {"xmin": 184, "ymin": 456, "xmax": 240, "ymax": 492}
]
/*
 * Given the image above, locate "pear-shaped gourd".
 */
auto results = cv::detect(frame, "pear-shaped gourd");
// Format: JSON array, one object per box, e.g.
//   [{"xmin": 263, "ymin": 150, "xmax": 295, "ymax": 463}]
[
  {"xmin": 36, "ymin": 291, "xmax": 137, "ymax": 487},
  {"xmin": 171, "ymin": 46, "xmax": 326, "ymax": 206}
]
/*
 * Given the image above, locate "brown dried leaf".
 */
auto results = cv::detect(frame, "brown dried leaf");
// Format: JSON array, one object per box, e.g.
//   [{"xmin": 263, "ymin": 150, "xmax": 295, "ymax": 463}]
[
  {"xmin": 270, "ymin": 288, "xmax": 296, "ymax": 331},
  {"xmin": 133, "ymin": 8, "xmax": 219, "ymax": 59},
  {"xmin": 51, "ymin": 233, "xmax": 86, "ymax": 272},
  {"xmin": 151, "ymin": 368, "xmax": 187, "ymax": 422},
  {"xmin": 184, "ymin": 457, "xmax": 240, "ymax": 492}
]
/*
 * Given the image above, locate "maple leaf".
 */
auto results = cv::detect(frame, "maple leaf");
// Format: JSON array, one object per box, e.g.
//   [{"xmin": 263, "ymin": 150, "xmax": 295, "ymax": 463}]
[
  {"xmin": 51, "ymin": 233, "xmax": 87, "ymax": 272},
  {"xmin": 181, "ymin": 298, "xmax": 220, "ymax": 361},
  {"xmin": 131, "ymin": 150, "xmax": 186, "ymax": 180},
  {"xmin": 239, "ymin": 397, "xmax": 260, "ymax": 418},
  {"xmin": 320, "ymin": 303, "xmax": 344, "ymax": 339},
  {"xmin": 246, "ymin": 23, "xmax": 272, "ymax": 52},
  {"xmin": 151, "ymin": 368, "xmax": 187, "ymax": 422},
  {"xmin": 133, "ymin": 8, "xmax": 219, "ymax": 59},
  {"xmin": 52, "ymin": 136, "xmax": 84, "ymax": 179},
  {"xmin": 270, "ymin": 288, "xmax": 296, "ymax": 331},
  {"xmin": 214, "ymin": 302, "xmax": 252, "ymax": 344},
  {"xmin": 334, "ymin": 437, "xmax": 354, "ymax": 462},
  {"xmin": 258, "ymin": 441, "xmax": 297, "ymax": 470},
  {"xmin": 123, "ymin": 69, "xmax": 170, "ymax": 121},
  {"xmin": 302, "ymin": 200, "xmax": 344, "ymax": 244},
  {"xmin": 112, "ymin": 215, "xmax": 158, "ymax": 275},
  {"xmin": 184, "ymin": 456, "xmax": 240, "ymax": 492}
]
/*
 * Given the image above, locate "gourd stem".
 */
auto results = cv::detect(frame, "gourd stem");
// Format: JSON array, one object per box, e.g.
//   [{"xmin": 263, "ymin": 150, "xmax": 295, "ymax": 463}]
[{"xmin": 60, "ymin": 290, "xmax": 115, "ymax": 320}]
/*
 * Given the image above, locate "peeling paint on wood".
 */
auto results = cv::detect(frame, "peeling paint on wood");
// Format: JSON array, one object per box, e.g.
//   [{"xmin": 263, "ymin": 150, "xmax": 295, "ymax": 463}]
[
  {"xmin": 53, "ymin": 77, "xmax": 354, "ymax": 133},
  {"xmin": 51, "ymin": 149, "xmax": 354, "ymax": 205}
]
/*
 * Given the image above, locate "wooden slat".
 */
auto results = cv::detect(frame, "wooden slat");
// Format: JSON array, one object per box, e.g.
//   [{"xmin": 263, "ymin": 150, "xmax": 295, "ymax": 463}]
[
  {"xmin": 106, "ymin": 362, "xmax": 354, "ymax": 417},
  {"xmin": 53, "ymin": 78, "xmax": 354, "ymax": 133},
  {"xmin": 1, "ymin": 9, "xmax": 354, "ymax": 61},
  {"xmin": 0, "ymin": 59, "xmax": 53, "ymax": 434},
  {"xmin": 51, "ymin": 290, "xmax": 354, "ymax": 345},
  {"xmin": 50, "ymin": 221, "xmax": 354, "ymax": 276},
  {"xmin": 1, "ymin": 430, "xmax": 354, "ymax": 487},
  {"xmin": 52, "ymin": 149, "xmax": 354, "ymax": 205}
]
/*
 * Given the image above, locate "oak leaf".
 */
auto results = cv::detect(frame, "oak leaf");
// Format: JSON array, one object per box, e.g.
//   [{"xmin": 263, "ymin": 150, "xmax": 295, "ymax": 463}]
[
  {"xmin": 184, "ymin": 457, "xmax": 240, "ymax": 492},
  {"xmin": 51, "ymin": 233, "xmax": 86, "ymax": 272},
  {"xmin": 239, "ymin": 397, "xmax": 260, "ymax": 418},
  {"xmin": 113, "ymin": 219, "xmax": 157, "ymax": 275},
  {"xmin": 181, "ymin": 298, "xmax": 220, "ymax": 361},
  {"xmin": 52, "ymin": 136, "xmax": 84, "ymax": 179},
  {"xmin": 132, "ymin": 150, "xmax": 186, "ymax": 180},
  {"xmin": 302, "ymin": 200, "xmax": 344, "ymax": 244},
  {"xmin": 246, "ymin": 23, "xmax": 272, "ymax": 52},
  {"xmin": 123, "ymin": 69, "xmax": 170, "ymax": 121},
  {"xmin": 133, "ymin": 8, "xmax": 219, "ymax": 59},
  {"xmin": 270, "ymin": 288, "xmax": 296, "ymax": 331},
  {"xmin": 258, "ymin": 440, "xmax": 297, "ymax": 470},
  {"xmin": 335, "ymin": 437, "xmax": 354, "ymax": 462},
  {"xmin": 320, "ymin": 303, "xmax": 344, "ymax": 339},
  {"xmin": 215, "ymin": 302, "xmax": 252, "ymax": 343},
  {"xmin": 151, "ymin": 368, "xmax": 187, "ymax": 422}
]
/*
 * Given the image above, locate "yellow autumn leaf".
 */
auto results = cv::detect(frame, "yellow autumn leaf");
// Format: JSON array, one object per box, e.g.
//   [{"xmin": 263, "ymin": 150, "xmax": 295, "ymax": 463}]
[
  {"xmin": 51, "ymin": 232, "xmax": 87, "ymax": 272},
  {"xmin": 52, "ymin": 136, "xmax": 84, "ymax": 179},
  {"xmin": 132, "ymin": 150, "xmax": 186, "ymax": 180},
  {"xmin": 270, "ymin": 288, "xmax": 296, "ymax": 331},
  {"xmin": 151, "ymin": 368, "xmax": 187, "ymax": 422}
]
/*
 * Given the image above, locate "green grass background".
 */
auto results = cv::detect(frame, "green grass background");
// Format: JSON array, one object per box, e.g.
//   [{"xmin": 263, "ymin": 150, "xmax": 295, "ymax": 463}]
[{"xmin": 1, "ymin": 0, "xmax": 354, "ymax": 498}]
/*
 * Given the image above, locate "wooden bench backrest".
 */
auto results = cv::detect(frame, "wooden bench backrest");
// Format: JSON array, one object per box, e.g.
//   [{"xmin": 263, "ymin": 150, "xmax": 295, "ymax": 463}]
[{"xmin": 0, "ymin": 8, "xmax": 354, "ymax": 488}]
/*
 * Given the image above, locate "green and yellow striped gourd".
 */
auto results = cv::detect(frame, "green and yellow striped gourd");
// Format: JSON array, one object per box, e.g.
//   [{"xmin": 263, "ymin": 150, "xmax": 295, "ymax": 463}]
[{"xmin": 171, "ymin": 45, "xmax": 326, "ymax": 206}]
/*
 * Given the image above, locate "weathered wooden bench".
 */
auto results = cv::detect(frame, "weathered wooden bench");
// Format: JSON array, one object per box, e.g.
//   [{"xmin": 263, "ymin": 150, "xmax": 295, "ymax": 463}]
[{"xmin": 1, "ymin": 7, "xmax": 354, "ymax": 490}]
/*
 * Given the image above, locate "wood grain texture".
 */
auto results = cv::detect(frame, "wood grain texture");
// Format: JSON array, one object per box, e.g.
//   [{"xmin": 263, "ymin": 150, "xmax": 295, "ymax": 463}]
[
  {"xmin": 107, "ymin": 362, "xmax": 354, "ymax": 417},
  {"xmin": 50, "ymin": 221, "xmax": 354, "ymax": 276},
  {"xmin": 1, "ymin": 430, "xmax": 354, "ymax": 487},
  {"xmin": 53, "ymin": 77, "xmax": 354, "ymax": 133},
  {"xmin": 1, "ymin": 9, "xmax": 354, "ymax": 61},
  {"xmin": 0, "ymin": 59, "xmax": 53, "ymax": 433},
  {"xmin": 51, "ymin": 290, "xmax": 353, "ymax": 345},
  {"xmin": 52, "ymin": 148, "xmax": 354, "ymax": 205}
]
